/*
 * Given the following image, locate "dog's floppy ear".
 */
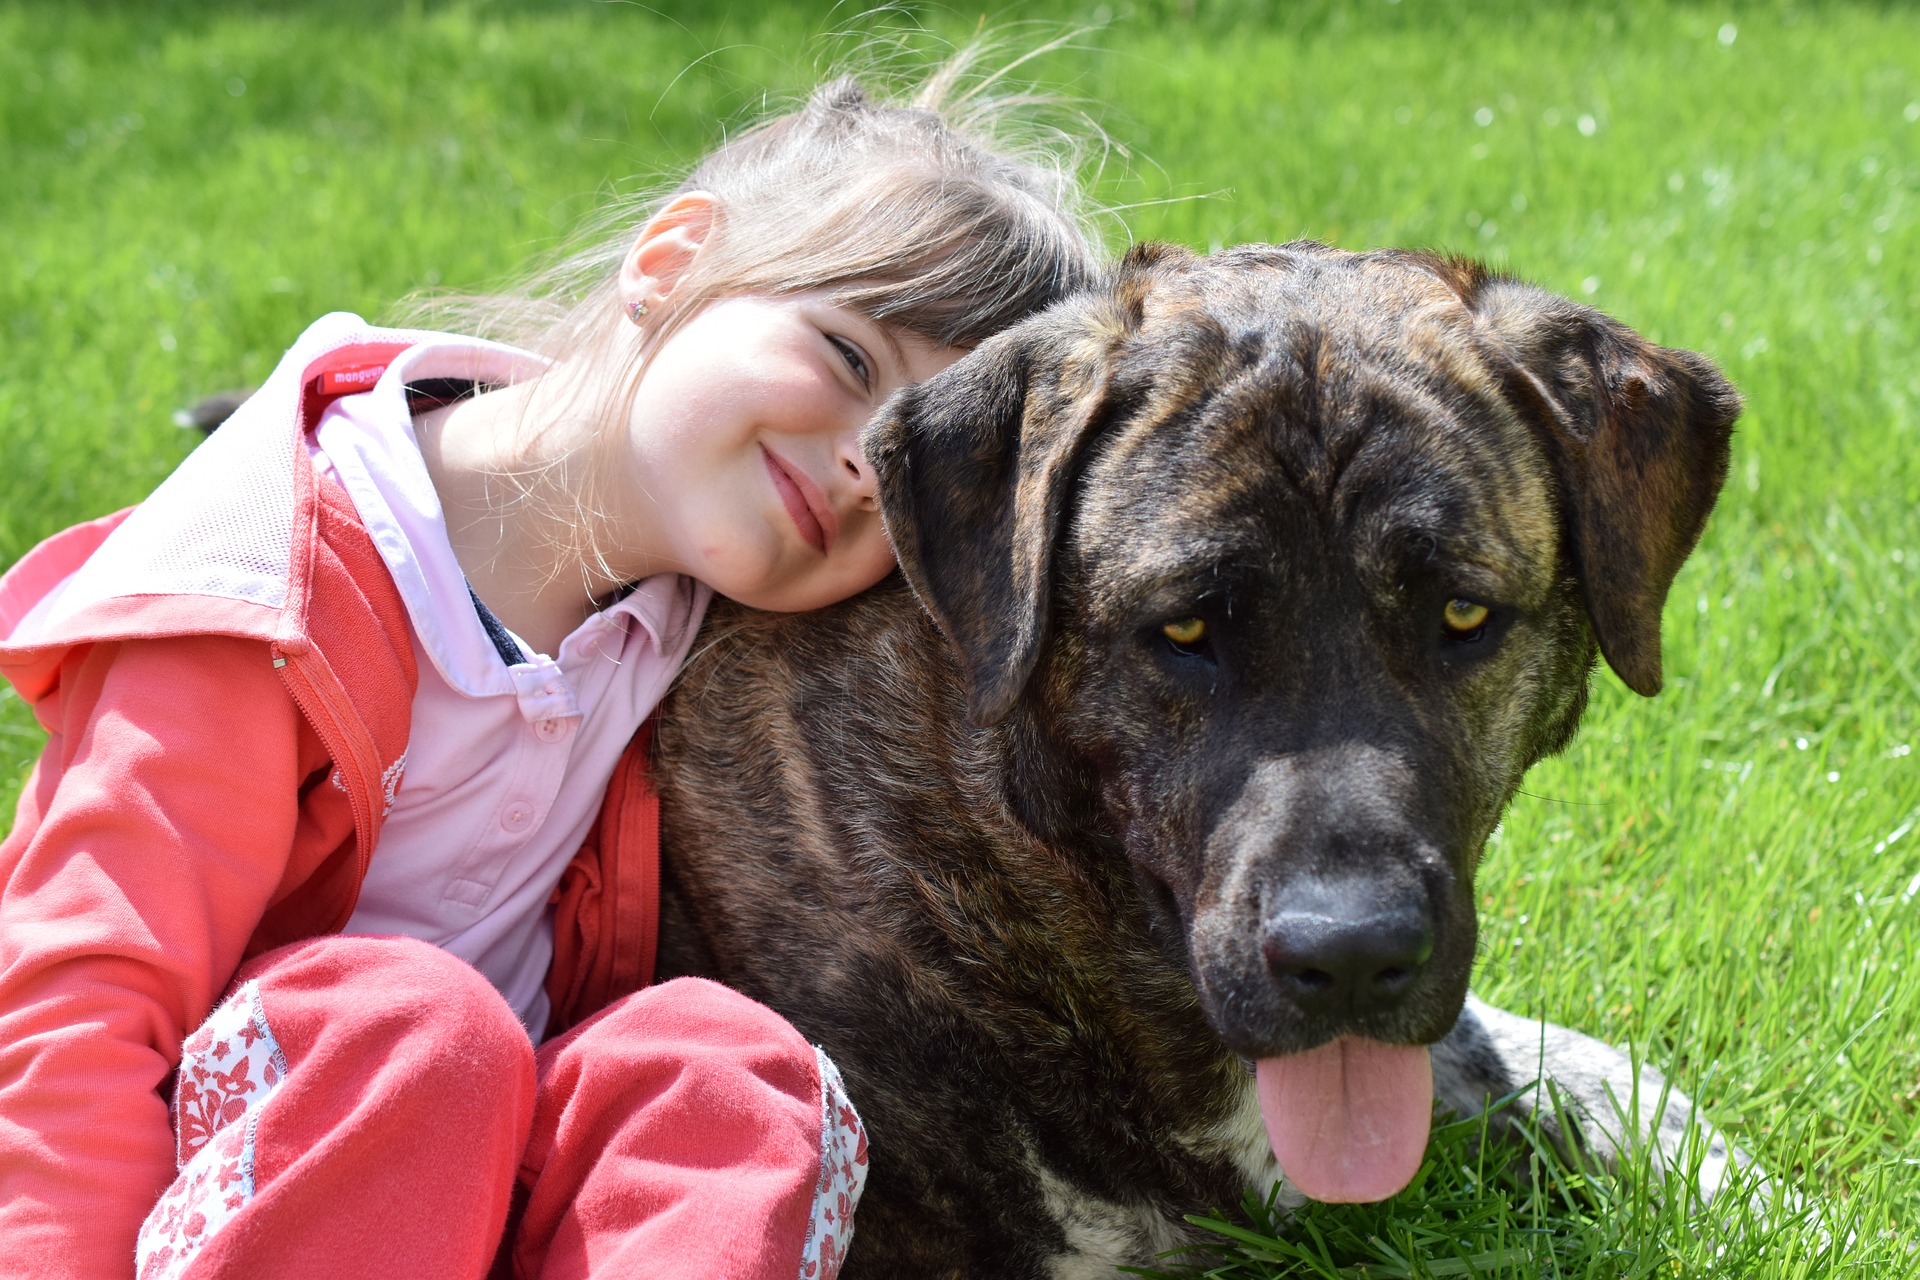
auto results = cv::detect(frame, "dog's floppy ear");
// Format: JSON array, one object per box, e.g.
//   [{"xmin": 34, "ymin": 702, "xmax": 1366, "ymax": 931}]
[
  {"xmin": 867, "ymin": 244, "xmax": 1184, "ymax": 725},
  {"xmin": 1473, "ymin": 280, "xmax": 1740, "ymax": 696}
]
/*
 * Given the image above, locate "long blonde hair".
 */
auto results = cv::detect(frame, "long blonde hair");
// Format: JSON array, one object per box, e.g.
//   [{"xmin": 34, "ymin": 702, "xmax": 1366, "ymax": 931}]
[{"xmin": 408, "ymin": 39, "xmax": 1115, "ymax": 587}]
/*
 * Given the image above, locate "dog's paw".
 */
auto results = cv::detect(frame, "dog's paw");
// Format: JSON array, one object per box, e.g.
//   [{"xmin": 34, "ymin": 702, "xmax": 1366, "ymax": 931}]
[{"xmin": 1433, "ymin": 996, "xmax": 1769, "ymax": 1208}]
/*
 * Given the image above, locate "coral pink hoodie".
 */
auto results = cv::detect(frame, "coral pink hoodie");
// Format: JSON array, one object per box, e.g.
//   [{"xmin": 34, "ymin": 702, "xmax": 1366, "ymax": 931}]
[{"xmin": 0, "ymin": 316, "xmax": 658, "ymax": 1276}]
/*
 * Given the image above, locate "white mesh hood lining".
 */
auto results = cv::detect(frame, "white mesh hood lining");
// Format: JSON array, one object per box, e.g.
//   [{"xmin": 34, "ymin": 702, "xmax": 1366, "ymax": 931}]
[{"xmin": 30, "ymin": 315, "xmax": 462, "ymax": 640}]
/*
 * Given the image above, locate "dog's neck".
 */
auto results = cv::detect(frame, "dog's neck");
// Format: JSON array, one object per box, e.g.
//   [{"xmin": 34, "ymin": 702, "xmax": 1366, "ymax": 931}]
[{"xmin": 996, "ymin": 708, "xmax": 1111, "ymax": 849}]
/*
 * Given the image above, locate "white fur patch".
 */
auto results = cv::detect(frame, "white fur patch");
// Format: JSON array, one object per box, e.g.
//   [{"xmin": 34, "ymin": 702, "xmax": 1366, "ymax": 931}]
[
  {"xmin": 1035, "ymin": 1164, "xmax": 1188, "ymax": 1279},
  {"xmin": 1033, "ymin": 1077, "xmax": 1307, "ymax": 1278},
  {"xmin": 1172, "ymin": 1072, "xmax": 1304, "ymax": 1211}
]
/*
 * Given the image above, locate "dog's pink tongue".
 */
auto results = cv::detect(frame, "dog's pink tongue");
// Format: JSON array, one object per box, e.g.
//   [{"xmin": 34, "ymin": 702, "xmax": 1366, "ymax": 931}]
[{"xmin": 1255, "ymin": 1038, "xmax": 1433, "ymax": 1204}]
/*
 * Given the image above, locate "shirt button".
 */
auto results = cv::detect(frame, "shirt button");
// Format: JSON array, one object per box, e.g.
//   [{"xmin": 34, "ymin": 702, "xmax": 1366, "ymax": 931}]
[
  {"xmin": 534, "ymin": 718, "xmax": 568, "ymax": 743},
  {"xmin": 501, "ymin": 802, "xmax": 534, "ymax": 832}
]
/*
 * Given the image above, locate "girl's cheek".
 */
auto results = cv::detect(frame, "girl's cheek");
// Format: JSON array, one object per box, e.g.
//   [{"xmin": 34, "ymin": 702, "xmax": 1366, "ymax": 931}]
[{"xmin": 850, "ymin": 537, "xmax": 897, "ymax": 592}]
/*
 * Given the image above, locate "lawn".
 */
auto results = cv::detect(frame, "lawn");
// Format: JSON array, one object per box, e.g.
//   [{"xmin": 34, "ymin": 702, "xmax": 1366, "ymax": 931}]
[{"xmin": 1, "ymin": 0, "xmax": 1915, "ymax": 1274}]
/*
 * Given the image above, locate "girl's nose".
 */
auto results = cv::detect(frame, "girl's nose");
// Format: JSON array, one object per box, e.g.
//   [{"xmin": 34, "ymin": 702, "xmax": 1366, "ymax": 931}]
[{"xmin": 838, "ymin": 434, "xmax": 879, "ymax": 510}]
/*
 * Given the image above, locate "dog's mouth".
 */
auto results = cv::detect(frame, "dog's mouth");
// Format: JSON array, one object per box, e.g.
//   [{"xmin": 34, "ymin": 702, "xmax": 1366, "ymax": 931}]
[
  {"xmin": 1164, "ymin": 844, "xmax": 1465, "ymax": 1203},
  {"xmin": 1129, "ymin": 742, "xmax": 1473, "ymax": 1203},
  {"xmin": 1140, "ymin": 859, "xmax": 1450, "ymax": 1202},
  {"xmin": 1254, "ymin": 1037, "xmax": 1433, "ymax": 1203}
]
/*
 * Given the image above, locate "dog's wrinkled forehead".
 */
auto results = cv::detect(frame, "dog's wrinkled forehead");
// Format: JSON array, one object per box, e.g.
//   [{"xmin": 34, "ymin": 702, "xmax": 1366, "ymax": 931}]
[
  {"xmin": 874, "ymin": 238, "xmax": 1733, "ymax": 722},
  {"xmin": 1069, "ymin": 245, "xmax": 1563, "ymax": 616}
]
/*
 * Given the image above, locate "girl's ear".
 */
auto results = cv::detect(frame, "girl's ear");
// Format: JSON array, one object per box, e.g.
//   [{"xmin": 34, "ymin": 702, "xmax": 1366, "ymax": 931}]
[{"xmin": 619, "ymin": 192, "xmax": 716, "ymax": 311}]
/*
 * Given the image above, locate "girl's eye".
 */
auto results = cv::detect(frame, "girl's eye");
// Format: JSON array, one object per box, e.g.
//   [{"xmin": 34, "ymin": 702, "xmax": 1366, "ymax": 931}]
[
  {"xmin": 829, "ymin": 335, "xmax": 872, "ymax": 388},
  {"xmin": 1442, "ymin": 598, "xmax": 1490, "ymax": 639},
  {"xmin": 1162, "ymin": 616, "xmax": 1208, "ymax": 653}
]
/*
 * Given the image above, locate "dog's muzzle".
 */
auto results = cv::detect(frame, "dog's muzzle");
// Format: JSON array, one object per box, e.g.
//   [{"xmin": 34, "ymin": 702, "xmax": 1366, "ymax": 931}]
[{"xmin": 1187, "ymin": 746, "xmax": 1467, "ymax": 1058}]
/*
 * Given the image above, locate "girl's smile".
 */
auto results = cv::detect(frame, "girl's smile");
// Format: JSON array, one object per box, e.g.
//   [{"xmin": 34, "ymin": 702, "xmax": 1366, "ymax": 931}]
[
  {"xmin": 761, "ymin": 443, "xmax": 834, "ymax": 554},
  {"xmin": 607, "ymin": 291, "xmax": 964, "ymax": 613}
]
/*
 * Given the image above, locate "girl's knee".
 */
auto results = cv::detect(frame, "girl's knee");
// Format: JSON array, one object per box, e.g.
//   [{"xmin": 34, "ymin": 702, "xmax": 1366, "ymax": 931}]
[
  {"xmin": 239, "ymin": 933, "xmax": 533, "ymax": 1083},
  {"xmin": 518, "ymin": 981, "xmax": 864, "ymax": 1279},
  {"xmin": 556, "ymin": 977, "xmax": 813, "ymax": 1073},
  {"xmin": 537, "ymin": 978, "xmax": 822, "ymax": 1152}
]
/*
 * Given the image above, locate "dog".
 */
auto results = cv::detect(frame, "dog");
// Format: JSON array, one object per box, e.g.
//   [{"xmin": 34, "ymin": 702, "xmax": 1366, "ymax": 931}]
[{"xmin": 648, "ymin": 240, "xmax": 1751, "ymax": 1276}]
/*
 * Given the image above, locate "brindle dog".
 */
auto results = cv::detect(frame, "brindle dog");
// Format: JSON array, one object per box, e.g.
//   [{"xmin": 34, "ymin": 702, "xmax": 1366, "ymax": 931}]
[{"xmin": 650, "ymin": 241, "xmax": 1747, "ymax": 1276}]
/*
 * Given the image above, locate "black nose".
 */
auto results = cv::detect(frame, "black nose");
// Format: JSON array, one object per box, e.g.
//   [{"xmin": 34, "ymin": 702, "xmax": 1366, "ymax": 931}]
[{"xmin": 1262, "ymin": 885, "xmax": 1435, "ymax": 1017}]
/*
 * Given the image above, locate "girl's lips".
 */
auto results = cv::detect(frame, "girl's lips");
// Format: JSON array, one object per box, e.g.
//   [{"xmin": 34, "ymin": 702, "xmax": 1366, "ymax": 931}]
[{"xmin": 760, "ymin": 445, "xmax": 836, "ymax": 555}]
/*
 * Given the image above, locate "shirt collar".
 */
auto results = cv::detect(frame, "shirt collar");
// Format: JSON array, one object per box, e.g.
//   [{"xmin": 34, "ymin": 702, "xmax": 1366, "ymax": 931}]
[{"xmin": 311, "ymin": 334, "xmax": 702, "ymax": 698}]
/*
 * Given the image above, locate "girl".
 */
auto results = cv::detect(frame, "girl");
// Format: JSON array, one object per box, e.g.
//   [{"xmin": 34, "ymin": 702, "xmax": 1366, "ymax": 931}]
[{"xmin": 0, "ymin": 61, "xmax": 1106, "ymax": 1280}]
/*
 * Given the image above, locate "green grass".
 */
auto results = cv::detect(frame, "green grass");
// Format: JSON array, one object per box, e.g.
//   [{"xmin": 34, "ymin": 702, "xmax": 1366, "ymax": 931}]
[
  {"xmin": 2, "ymin": 0, "xmax": 1916, "ymax": 1273},
  {"xmin": 1125, "ymin": 1090, "xmax": 1845, "ymax": 1278}
]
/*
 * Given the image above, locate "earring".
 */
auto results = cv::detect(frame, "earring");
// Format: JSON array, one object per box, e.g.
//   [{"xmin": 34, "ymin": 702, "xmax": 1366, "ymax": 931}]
[{"xmin": 626, "ymin": 299, "xmax": 649, "ymax": 325}]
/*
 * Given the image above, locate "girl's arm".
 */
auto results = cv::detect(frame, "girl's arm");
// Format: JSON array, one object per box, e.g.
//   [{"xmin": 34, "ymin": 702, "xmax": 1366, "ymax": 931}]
[{"xmin": 0, "ymin": 634, "xmax": 319, "ymax": 1279}]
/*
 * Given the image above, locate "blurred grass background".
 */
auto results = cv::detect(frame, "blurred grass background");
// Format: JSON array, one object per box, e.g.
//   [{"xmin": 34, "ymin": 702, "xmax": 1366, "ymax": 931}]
[{"xmin": 1, "ymin": 0, "xmax": 1915, "ymax": 1273}]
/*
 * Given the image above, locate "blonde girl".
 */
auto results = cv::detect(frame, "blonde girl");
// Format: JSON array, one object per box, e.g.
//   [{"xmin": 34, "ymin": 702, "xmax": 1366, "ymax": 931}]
[{"xmin": 0, "ymin": 60, "xmax": 1106, "ymax": 1280}]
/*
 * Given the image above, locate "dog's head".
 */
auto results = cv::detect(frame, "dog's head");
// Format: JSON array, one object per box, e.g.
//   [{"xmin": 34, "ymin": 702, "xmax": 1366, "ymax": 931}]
[{"xmin": 867, "ymin": 241, "xmax": 1736, "ymax": 1197}]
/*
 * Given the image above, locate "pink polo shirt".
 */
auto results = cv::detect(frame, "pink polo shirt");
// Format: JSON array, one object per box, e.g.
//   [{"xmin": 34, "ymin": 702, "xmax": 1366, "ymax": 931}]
[{"xmin": 309, "ymin": 338, "xmax": 710, "ymax": 1038}]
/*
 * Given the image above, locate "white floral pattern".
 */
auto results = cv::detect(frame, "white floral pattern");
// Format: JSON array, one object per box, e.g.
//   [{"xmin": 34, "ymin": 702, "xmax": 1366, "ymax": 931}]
[
  {"xmin": 798, "ymin": 1049, "xmax": 868, "ymax": 1280},
  {"xmin": 135, "ymin": 980, "xmax": 289, "ymax": 1280},
  {"xmin": 329, "ymin": 747, "xmax": 407, "ymax": 816}
]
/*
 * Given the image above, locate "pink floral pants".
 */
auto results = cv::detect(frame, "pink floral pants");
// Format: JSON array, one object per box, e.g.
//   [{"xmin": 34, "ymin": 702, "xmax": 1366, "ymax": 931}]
[{"xmin": 135, "ymin": 936, "xmax": 866, "ymax": 1280}]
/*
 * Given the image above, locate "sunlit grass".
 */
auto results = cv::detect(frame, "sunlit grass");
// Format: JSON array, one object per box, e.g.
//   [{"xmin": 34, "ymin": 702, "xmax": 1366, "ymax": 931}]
[
  {"xmin": 1, "ymin": 1, "xmax": 1915, "ymax": 1273},
  {"xmin": 1126, "ymin": 1090, "xmax": 1852, "ymax": 1278}
]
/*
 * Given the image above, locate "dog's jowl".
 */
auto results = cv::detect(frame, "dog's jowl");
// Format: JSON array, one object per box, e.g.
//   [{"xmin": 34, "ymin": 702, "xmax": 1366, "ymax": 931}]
[{"xmin": 651, "ymin": 242, "xmax": 1748, "ymax": 1276}]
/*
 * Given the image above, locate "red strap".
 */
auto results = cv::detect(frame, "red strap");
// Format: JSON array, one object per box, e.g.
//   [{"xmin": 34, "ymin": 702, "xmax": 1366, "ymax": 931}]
[{"xmin": 297, "ymin": 342, "xmax": 415, "ymax": 433}]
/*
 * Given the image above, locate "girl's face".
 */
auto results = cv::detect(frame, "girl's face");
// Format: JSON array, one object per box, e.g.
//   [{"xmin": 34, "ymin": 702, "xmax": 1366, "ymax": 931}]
[{"xmin": 613, "ymin": 292, "xmax": 964, "ymax": 611}]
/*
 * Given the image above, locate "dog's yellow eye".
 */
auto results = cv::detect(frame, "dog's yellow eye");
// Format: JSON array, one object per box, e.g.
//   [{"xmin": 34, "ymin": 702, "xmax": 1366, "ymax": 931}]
[
  {"xmin": 1443, "ymin": 599, "xmax": 1490, "ymax": 634},
  {"xmin": 1162, "ymin": 617, "xmax": 1208, "ymax": 647}
]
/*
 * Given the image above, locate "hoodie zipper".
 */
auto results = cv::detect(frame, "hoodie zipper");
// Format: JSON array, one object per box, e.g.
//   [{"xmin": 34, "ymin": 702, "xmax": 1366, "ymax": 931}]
[{"xmin": 272, "ymin": 642, "xmax": 384, "ymax": 932}]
